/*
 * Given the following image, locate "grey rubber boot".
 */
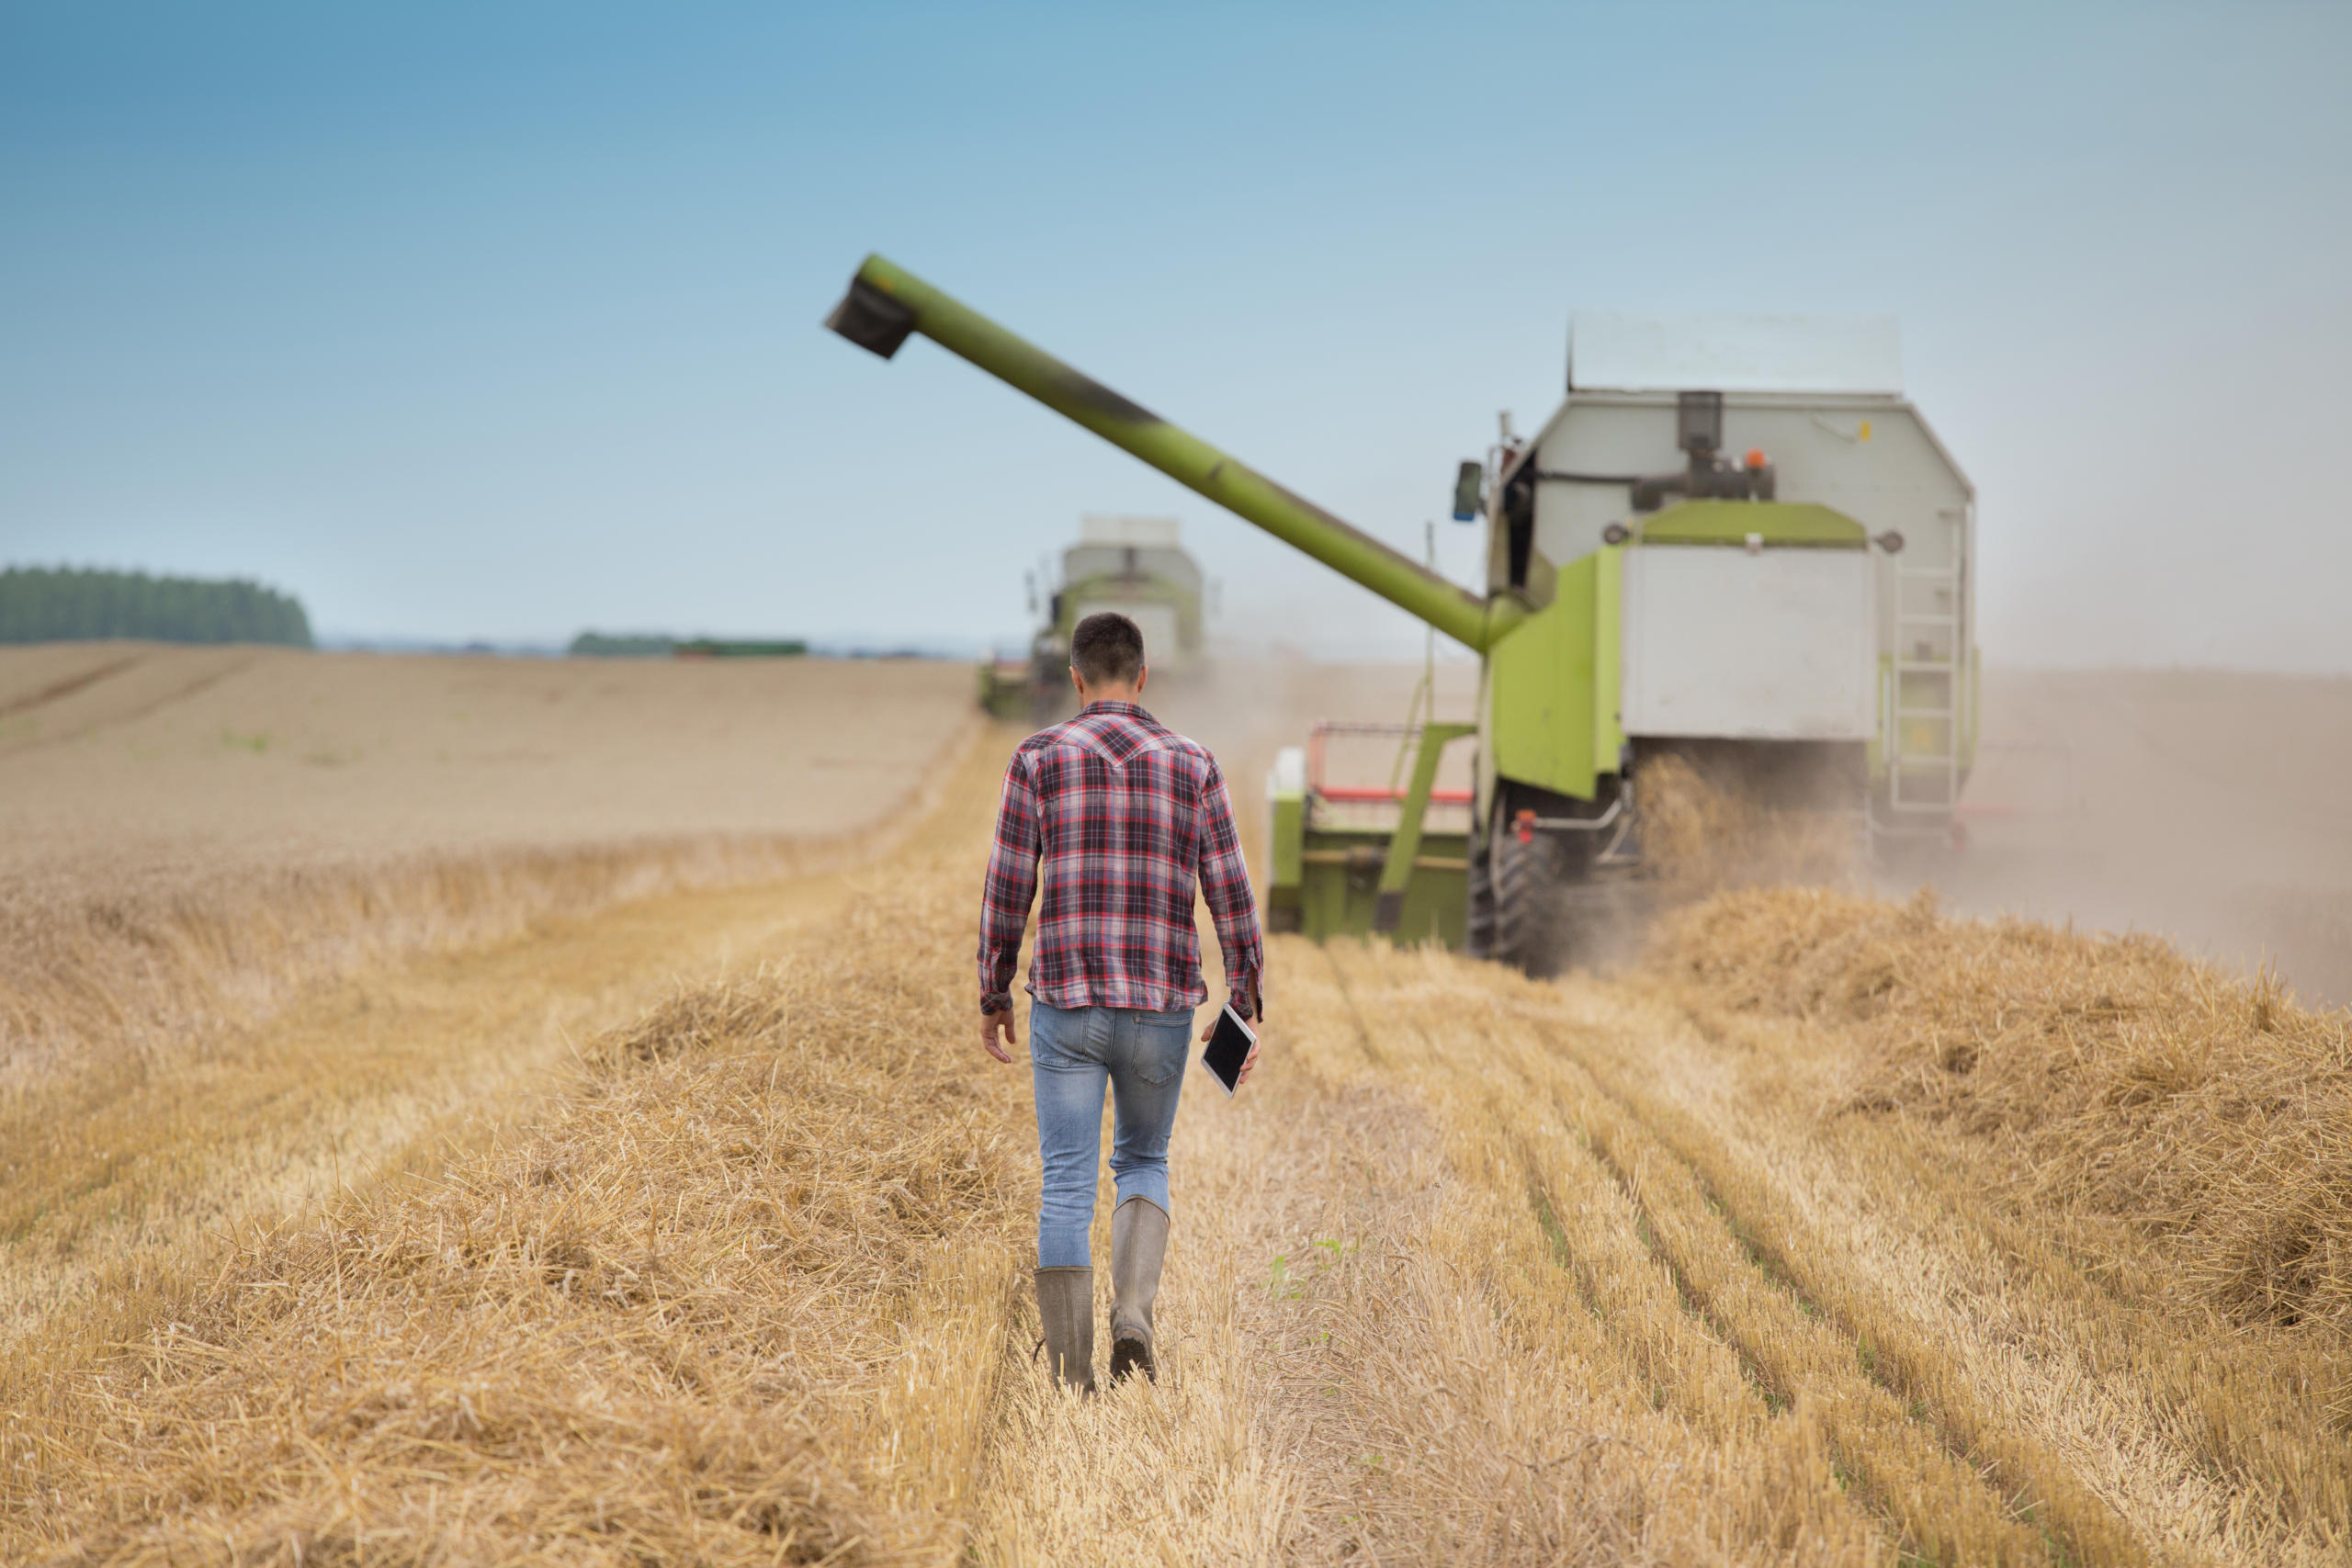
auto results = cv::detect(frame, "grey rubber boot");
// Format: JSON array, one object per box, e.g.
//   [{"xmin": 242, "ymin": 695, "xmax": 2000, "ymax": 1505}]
[
  {"xmin": 1108, "ymin": 1196, "xmax": 1170, "ymax": 1384},
  {"xmin": 1034, "ymin": 1266, "xmax": 1096, "ymax": 1394}
]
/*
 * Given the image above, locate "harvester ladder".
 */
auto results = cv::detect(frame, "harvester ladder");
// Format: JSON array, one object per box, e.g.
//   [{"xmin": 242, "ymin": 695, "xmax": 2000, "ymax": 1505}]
[{"xmin": 1885, "ymin": 505, "xmax": 1968, "ymax": 813}]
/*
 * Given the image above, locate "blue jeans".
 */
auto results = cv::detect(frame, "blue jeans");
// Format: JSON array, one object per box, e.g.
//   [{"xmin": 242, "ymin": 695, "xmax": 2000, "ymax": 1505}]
[{"xmin": 1029, "ymin": 1000, "xmax": 1193, "ymax": 1269}]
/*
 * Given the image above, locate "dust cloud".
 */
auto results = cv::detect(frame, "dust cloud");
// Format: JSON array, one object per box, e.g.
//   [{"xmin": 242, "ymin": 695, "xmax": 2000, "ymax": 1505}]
[
  {"xmin": 1138, "ymin": 656, "xmax": 2352, "ymax": 1011},
  {"xmin": 1891, "ymin": 667, "xmax": 2352, "ymax": 1009}
]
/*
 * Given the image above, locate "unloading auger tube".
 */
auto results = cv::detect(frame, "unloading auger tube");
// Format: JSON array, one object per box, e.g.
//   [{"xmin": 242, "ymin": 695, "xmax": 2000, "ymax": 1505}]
[{"xmin": 825, "ymin": 254, "xmax": 1527, "ymax": 652}]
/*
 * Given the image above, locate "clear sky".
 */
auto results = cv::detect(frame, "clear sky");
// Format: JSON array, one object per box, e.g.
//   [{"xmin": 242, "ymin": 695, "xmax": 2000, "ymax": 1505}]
[{"xmin": 5, "ymin": 2, "xmax": 2347, "ymax": 667}]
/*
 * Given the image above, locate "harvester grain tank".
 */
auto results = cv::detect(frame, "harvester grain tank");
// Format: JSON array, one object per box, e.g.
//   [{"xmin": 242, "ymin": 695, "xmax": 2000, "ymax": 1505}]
[{"xmin": 826, "ymin": 257, "xmax": 1975, "ymax": 972}]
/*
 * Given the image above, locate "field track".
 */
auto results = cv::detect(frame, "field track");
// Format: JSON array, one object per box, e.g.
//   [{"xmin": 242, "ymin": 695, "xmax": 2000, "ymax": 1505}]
[{"xmin": 6, "ymin": 720, "xmax": 2349, "ymax": 1565}]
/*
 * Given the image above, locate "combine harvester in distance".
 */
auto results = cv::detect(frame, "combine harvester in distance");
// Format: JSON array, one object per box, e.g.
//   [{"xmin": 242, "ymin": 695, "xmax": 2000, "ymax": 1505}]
[
  {"xmin": 828, "ymin": 258, "xmax": 1975, "ymax": 973},
  {"xmin": 979, "ymin": 514, "xmax": 1204, "ymax": 719}
]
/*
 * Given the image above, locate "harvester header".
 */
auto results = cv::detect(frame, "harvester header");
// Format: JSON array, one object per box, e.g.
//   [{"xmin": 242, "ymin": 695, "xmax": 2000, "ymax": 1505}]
[{"xmin": 825, "ymin": 254, "xmax": 1524, "ymax": 651}]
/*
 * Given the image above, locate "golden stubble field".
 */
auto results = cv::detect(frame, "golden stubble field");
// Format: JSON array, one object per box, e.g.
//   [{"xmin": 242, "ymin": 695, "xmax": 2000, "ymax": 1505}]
[
  {"xmin": 5, "ymin": 649, "xmax": 2349, "ymax": 1566},
  {"xmin": 0, "ymin": 643, "xmax": 978, "ymax": 1085}
]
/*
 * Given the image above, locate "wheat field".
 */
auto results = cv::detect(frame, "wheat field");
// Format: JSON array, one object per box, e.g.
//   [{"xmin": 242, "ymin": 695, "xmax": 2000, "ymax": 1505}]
[
  {"xmin": 6, "ymin": 661, "xmax": 2349, "ymax": 1565},
  {"xmin": 0, "ymin": 644, "xmax": 977, "ymax": 1090}
]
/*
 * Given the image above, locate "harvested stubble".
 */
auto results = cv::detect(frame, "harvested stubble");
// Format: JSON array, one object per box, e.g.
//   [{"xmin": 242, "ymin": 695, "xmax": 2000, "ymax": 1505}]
[
  {"xmin": 976, "ymin": 885, "xmax": 2348, "ymax": 1564},
  {"xmin": 0, "ymin": 645, "xmax": 979, "ymax": 1093},
  {"xmin": 1634, "ymin": 886, "xmax": 2352, "ymax": 1563},
  {"xmin": 0, "ymin": 745, "xmax": 980, "ymax": 1378},
  {"xmin": 1661, "ymin": 887, "xmax": 2352, "ymax": 1341},
  {"xmin": 972, "ymin": 935, "xmax": 1891, "ymax": 1567},
  {"xmin": 16, "ymin": 717, "xmax": 2349, "ymax": 1565},
  {"xmin": 0, "ymin": 825, "xmax": 935, "ymax": 1096},
  {"xmin": 1294, "ymin": 942, "xmax": 2078, "ymax": 1566},
  {"xmin": 6, "ymin": 818, "xmax": 1032, "ymax": 1564}
]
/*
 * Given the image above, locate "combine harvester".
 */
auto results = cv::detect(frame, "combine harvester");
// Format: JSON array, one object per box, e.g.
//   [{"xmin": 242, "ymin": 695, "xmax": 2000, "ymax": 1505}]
[
  {"xmin": 980, "ymin": 514, "xmax": 1204, "ymax": 719},
  {"xmin": 828, "ymin": 257, "xmax": 1975, "ymax": 972}
]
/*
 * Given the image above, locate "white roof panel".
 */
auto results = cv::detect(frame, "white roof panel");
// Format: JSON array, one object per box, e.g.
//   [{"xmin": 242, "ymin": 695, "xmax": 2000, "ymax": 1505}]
[
  {"xmin": 1569, "ymin": 311, "xmax": 1903, "ymax": 394},
  {"xmin": 1079, "ymin": 513, "xmax": 1182, "ymax": 547}
]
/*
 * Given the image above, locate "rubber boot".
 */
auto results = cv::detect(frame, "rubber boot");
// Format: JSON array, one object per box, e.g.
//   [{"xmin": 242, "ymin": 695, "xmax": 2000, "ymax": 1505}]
[
  {"xmin": 1034, "ymin": 1266, "xmax": 1096, "ymax": 1394},
  {"xmin": 1108, "ymin": 1196, "xmax": 1170, "ymax": 1384}
]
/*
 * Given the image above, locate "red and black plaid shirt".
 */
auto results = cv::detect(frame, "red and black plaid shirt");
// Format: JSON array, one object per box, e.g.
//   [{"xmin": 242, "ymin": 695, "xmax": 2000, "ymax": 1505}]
[{"xmin": 978, "ymin": 700, "xmax": 1263, "ymax": 1020}]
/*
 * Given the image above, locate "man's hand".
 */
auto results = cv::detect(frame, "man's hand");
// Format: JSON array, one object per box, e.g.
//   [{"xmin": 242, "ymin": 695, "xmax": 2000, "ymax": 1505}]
[
  {"xmin": 1199, "ymin": 1010, "xmax": 1263, "ymax": 1088},
  {"xmin": 979, "ymin": 1006, "xmax": 1017, "ymax": 1065}
]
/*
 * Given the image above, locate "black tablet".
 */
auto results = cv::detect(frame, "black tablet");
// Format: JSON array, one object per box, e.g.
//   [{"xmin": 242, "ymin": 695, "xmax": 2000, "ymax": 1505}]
[{"xmin": 1201, "ymin": 1001, "xmax": 1256, "ymax": 1096}]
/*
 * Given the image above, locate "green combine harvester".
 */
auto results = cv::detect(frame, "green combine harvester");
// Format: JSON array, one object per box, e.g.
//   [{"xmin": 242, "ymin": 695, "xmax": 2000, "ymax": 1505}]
[
  {"xmin": 979, "ymin": 513, "xmax": 1204, "ymax": 720},
  {"xmin": 828, "ymin": 257, "xmax": 1975, "ymax": 973}
]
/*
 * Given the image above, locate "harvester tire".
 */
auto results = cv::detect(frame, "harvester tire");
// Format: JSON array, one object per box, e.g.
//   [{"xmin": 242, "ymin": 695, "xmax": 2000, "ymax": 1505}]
[
  {"xmin": 1464, "ymin": 832, "xmax": 1497, "ymax": 960},
  {"xmin": 1484, "ymin": 813, "xmax": 1571, "ymax": 978}
]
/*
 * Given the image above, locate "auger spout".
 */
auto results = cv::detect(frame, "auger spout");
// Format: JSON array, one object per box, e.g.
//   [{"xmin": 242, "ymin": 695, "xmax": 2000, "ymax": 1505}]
[{"xmin": 825, "ymin": 254, "xmax": 1524, "ymax": 652}]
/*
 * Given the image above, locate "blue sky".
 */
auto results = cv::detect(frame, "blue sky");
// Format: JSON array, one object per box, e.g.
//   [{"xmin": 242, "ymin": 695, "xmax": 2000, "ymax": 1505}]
[{"xmin": 4, "ymin": 2, "xmax": 2347, "ymax": 667}]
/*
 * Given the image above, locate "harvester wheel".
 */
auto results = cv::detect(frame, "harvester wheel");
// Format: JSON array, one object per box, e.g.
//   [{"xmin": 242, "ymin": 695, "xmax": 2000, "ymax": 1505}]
[
  {"xmin": 1465, "ymin": 832, "xmax": 1497, "ymax": 959},
  {"xmin": 1485, "ymin": 811, "xmax": 1571, "ymax": 978}
]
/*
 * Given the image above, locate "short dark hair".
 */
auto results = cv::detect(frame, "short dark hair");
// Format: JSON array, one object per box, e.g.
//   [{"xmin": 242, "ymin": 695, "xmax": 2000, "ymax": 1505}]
[{"xmin": 1069, "ymin": 611, "xmax": 1145, "ymax": 685}]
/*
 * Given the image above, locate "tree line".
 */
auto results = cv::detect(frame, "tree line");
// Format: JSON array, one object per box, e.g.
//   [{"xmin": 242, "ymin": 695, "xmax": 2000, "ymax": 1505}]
[
  {"xmin": 569, "ymin": 632, "xmax": 807, "ymax": 658},
  {"xmin": 0, "ymin": 566, "xmax": 313, "ymax": 647}
]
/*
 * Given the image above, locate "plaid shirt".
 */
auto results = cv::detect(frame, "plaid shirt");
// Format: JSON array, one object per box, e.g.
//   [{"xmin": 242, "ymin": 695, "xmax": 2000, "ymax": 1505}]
[{"xmin": 978, "ymin": 700, "xmax": 1263, "ymax": 1020}]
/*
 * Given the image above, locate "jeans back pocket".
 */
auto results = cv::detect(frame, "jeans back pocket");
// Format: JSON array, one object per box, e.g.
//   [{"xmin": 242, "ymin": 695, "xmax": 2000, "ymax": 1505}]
[{"xmin": 1128, "ymin": 1013, "xmax": 1193, "ymax": 1086}]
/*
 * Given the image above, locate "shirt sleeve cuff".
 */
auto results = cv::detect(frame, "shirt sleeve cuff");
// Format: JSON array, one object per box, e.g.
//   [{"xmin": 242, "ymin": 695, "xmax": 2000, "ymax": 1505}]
[{"xmin": 981, "ymin": 991, "xmax": 1012, "ymax": 1015}]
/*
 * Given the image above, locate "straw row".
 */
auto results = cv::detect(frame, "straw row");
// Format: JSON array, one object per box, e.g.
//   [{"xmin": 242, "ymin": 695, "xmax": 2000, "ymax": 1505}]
[{"xmin": 6, "ymin": 808, "xmax": 1029, "ymax": 1564}]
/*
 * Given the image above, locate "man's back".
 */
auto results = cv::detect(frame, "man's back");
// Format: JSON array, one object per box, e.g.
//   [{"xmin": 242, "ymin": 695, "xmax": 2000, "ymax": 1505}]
[{"xmin": 978, "ymin": 699, "xmax": 1261, "ymax": 1019}]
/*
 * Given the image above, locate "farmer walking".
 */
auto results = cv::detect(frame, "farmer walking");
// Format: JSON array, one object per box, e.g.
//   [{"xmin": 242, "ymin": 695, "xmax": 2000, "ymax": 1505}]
[{"xmin": 976, "ymin": 611, "xmax": 1263, "ymax": 1393}]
